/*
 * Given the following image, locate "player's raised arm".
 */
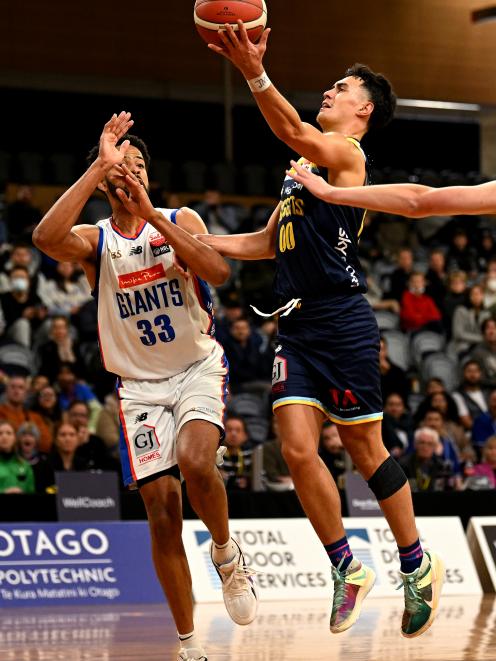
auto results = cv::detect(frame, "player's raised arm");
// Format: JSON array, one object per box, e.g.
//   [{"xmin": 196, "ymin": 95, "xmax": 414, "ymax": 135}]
[
  {"xmin": 33, "ymin": 112, "xmax": 134, "ymax": 261},
  {"xmin": 116, "ymin": 166, "xmax": 231, "ymax": 287},
  {"xmin": 197, "ymin": 202, "xmax": 280, "ymax": 261},
  {"xmin": 209, "ymin": 22, "xmax": 359, "ymax": 173},
  {"xmin": 289, "ymin": 159, "xmax": 496, "ymax": 217}
]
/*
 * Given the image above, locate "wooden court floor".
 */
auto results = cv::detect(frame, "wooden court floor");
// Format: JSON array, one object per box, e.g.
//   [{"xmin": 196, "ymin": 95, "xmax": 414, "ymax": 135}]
[{"xmin": 0, "ymin": 595, "xmax": 494, "ymax": 660}]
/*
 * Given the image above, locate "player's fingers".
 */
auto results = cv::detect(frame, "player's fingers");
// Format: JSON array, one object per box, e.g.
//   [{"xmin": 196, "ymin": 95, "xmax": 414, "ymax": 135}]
[
  {"xmin": 237, "ymin": 19, "xmax": 250, "ymax": 46},
  {"xmin": 118, "ymin": 139, "xmax": 131, "ymax": 158},
  {"xmin": 208, "ymin": 43, "xmax": 231, "ymax": 59},
  {"xmin": 218, "ymin": 27, "xmax": 235, "ymax": 51},
  {"xmin": 223, "ymin": 23, "xmax": 239, "ymax": 48},
  {"xmin": 259, "ymin": 27, "xmax": 271, "ymax": 49}
]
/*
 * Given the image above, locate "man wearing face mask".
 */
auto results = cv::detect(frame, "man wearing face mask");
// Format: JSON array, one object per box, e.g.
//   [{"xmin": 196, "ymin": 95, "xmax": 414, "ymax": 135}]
[
  {"xmin": 399, "ymin": 272, "xmax": 442, "ymax": 334},
  {"xmin": 0, "ymin": 266, "xmax": 47, "ymax": 347}
]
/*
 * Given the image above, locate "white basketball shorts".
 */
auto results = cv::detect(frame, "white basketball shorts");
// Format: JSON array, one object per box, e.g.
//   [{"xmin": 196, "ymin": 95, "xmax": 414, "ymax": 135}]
[{"xmin": 117, "ymin": 342, "xmax": 228, "ymax": 486}]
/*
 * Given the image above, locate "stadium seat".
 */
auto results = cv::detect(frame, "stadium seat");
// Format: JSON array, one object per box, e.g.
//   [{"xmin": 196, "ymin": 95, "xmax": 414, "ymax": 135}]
[
  {"xmin": 411, "ymin": 331, "xmax": 445, "ymax": 365},
  {"xmin": 241, "ymin": 164, "xmax": 268, "ymax": 196},
  {"xmin": 149, "ymin": 159, "xmax": 172, "ymax": 189},
  {"xmin": 48, "ymin": 153, "xmax": 77, "ymax": 185},
  {"xmin": 0, "ymin": 343, "xmax": 36, "ymax": 376},
  {"xmin": 374, "ymin": 310, "xmax": 400, "ymax": 331},
  {"xmin": 228, "ymin": 393, "xmax": 268, "ymax": 419},
  {"xmin": 182, "ymin": 161, "xmax": 207, "ymax": 192},
  {"xmin": 17, "ymin": 152, "xmax": 45, "ymax": 184},
  {"xmin": 420, "ymin": 352, "xmax": 458, "ymax": 392},
  {"xmin": 212, "ymin": 162, "xmax": 237, "ymax": 194},
  {"xmin": 245, "ymin": 418, "xmax": 270, "ymax": 444},
  {"xmin": 382, "ymin": 330, "xmax": 411, "ymax": 371}
]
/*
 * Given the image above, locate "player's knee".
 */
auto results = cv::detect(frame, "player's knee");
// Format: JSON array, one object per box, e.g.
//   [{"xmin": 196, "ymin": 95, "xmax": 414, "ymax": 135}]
[
  {"xmin": 367, "ymin": 456, "xmax": 407, "ymax": 501},
  {"xmin": 177, "ymin": 451, "xmax": 211, "ymax": 484},
  {"xmin": 281, "ymin": 442, "xmax": 317, "ymax": 472},
  {"xmin": 145, "ymin": 497, "xmax": 182, "ymax": 543}
]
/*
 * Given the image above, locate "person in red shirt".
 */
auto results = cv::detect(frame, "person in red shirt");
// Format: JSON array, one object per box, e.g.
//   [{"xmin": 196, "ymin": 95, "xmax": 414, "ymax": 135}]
[{"xmin": 400, "ymin": 272, "xmax": 442, "ymax": 333}]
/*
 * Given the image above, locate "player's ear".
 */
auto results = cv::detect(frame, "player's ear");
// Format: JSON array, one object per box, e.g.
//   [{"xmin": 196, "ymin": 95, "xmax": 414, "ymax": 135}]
[{"xmin": 358, "ymin": 101, "xmax": 374, "ymax": 120}]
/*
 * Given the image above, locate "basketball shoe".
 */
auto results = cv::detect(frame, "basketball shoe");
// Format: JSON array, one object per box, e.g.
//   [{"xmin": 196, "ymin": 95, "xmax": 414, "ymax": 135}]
[
  {"xmin": 210, "ymin": 538, "xmax": 258, "ymax": 625},
  {"xmin": 177, "ymin": 648, "xmax": 207, "ymax": 661},
  {"xmin": 398, "ymin": 549, "xmax": 445, "ymax": 638},
  {"xmin": 330, "ymin": 558, "xmax": 376, "ymax": 633}
]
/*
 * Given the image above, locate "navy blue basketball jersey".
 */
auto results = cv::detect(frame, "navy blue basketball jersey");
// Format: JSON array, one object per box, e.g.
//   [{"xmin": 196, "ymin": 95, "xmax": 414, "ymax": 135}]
[{"xmin": 274, "ymin": 138, "xmax": 368, "ymax": 301}]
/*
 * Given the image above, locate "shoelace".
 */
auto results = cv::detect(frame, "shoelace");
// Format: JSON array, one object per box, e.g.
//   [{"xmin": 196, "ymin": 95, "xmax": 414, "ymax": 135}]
[
  {"xmin": 330, "ymin": 557, "xmax": 349, "ymax": 618},
  {"xmin": 396, "ymin": 571, "xmax": 423, "ymax": 614},
  {"xmin": 221, "ymin": 564, "xmax": 259, "ymax": 597}
]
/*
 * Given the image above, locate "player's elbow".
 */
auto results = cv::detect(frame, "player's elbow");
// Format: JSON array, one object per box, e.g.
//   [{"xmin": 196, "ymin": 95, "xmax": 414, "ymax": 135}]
[
  {"xmin": 32, "ymin": 224, "xmax": 48, "ymax": 250},
  {"xmin": 210, "ymin": 261, "xmax": 231, "ymax": 287},
  {"xmin": 404, "ymin": 196, "xmax": 425, "ymax": 218}
]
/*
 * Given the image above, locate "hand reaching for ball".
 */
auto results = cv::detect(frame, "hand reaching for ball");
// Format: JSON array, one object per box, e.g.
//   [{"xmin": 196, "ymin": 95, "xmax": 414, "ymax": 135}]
[{"xmin": 209, "ymin": 20, "xmax": 271, "ymax": 78}]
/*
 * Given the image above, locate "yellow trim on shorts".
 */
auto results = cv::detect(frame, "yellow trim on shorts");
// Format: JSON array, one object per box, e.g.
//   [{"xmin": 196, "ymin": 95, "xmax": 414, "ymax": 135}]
[
  {"xmin": 328, "ymin": 413, "xmax": 383, "ymax": 426},
  {"xmin": 273, "ymin": 398, "xmax": 383, "ymax": 426},
  {"xmin": 273, "ymin": 398, "xmax": 329, "ymax": 416}
]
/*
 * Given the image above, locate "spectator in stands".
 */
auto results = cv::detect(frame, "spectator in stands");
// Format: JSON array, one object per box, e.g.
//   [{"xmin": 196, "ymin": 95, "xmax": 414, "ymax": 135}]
[
  {"xmin": 29, "ymin": 385, "xmax": 62, "ymax": 443},
  {"xmin": 221, "ymin": 317, "xmax": 272, "ymax": 393},
  {"xmin": 483, "ymin": 258, "xmax": 496, "ymax": 312},
  {"xmin": 382, "ymin": 392, "xmax": 413, "ymax": 456},
  {"xmin": 25, "ymin": 374, "xmax": 50, "ymax": 408},
  {"xmin": 425, "ymin": 248, "xmax": 447, "ymax": 310},
  {"xmin": 364, "ymin": 271, "xmax": 400, "ymax": 315},
  {"xmin": 5, "ymin": 186, "xmax": 42, "ymax": 243},
  {"xmin": 400, "ymin": 272, "xmax": 442, "ymax": 333},
  {"xmin": 49, "ymin": 422, "xmax": 88, "ymax": 472},
  {"xmin": 0, "ymin": 375, "xmax": 52, "ymax": 452},
  {"xmin": 429, "ymin": 391, "xmax": 467, "ymax": 452},
  {"xmin": 442, "ymin": 271, "xmax": 468, "ymax": 333},
  {"xmin": 66, "ymin": 400, "xmax": 117, "ymax": 471},
  {"xmin": 318, "ymin": 421, "xmax": 346, "ymax": 485},
  {"xmin": 422, "ymin": 409, "xmax": 462, "ymax": 486},
  {"xmin": 55, "ymin": 363, "xmax": 101, "ymax": 429},
  {"xmin": 95, "ymin": 391, "xmax": 120, "ymax": 459},
  {"xmin": 38, "ymin": 316, "xmax": 86, "ymax": 383},
  {"xmin": 0, "ymin": 265, "xmax": 47, "ymax": 347},
  {"xmin": 215, "ymin": 297, "xmax": 244, "ymax": 345},
  {"xmin": 193, "ymin": 190, "xmax": 246, "ymax": 235},
  {"xmin": 451, "ymin": 284, "xmax": 490, "ymax": 357},
  {"xmin": 0, "ymin": 421, "xmax": 35, "ymax": 494},
  {"xmin": 477, "ymin": 230, "xmax": 496, "ymax": 273},
  {"xmin": 219, "ymin": 415, "xmax": 253, "ymax": 490},
  {"xmin": 470, "ymin": 318, "xmax": 496, "ymax": 388},
  {"xmin": 379, "ymin": 336, "xmax": 410, "ymax": 403},
  {"xmin": 263, "ymin": 415, "xmax": 293, "ymax": 491},
  {"xmin": 446, "ymin": 228, "xmax": 477, "ymax": 277},
  {"xmin": 399, "ymin": 427, "xmax": 455, "ymax": 492},
  {"xmin": 41, "ymin": 261, "xmax": 91, "ymax": 318},
  {"xmin": 16, "ymin": 422, "xmax": 54, "ymax": 493},
  {"xmin": 472, "ymin": 389, "xmax": 496, "ymax": 457},
  {"xmin": 473, "ymin": 436, "xmax": 496, "ymax": 488},
  {"xmin": 387, "ymin": 247, "xmax": 414, "ymax": 301},
  {"xmin": 0, "ymin": 243, "xmax": 46, "ymax": 297},
  {"xmin": 452, "ymin": 360, "xmax": 489, "ymax": 432}
]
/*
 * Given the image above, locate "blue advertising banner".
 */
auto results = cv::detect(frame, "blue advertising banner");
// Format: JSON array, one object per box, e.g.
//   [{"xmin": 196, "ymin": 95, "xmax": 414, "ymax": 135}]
[{"xmin": 0, "ymin": 522, "xmax": 164, "ymax": 607}]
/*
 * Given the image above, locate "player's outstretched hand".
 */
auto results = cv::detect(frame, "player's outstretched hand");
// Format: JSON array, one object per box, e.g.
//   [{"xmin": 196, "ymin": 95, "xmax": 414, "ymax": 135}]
[
  {"xmin": 99, "ymin": 111, "xmax": 134, "ymax": 169},
  {"xmin": 287, "ymin": 160, "xmax": 335, "ymax": 202},
  {"xmin": 208, "ymin": 20, "xmax": 271, "ymax": 78},
  {"xmin": 116, "ymin": 164, "xmax": 155, "ymax": 219}
]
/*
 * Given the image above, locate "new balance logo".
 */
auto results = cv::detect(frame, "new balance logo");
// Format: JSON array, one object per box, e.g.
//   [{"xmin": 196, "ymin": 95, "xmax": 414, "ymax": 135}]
[
  {"xmin": 135, "ymin": 412, "xmax": 148, "ymax": 423},
  {"xmin": 129, "ymin": 246, "xmax": 143, "ymax": 255}
]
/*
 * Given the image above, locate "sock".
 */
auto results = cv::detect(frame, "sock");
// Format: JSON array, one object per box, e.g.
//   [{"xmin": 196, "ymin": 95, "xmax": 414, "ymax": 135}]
[
  {"xmin": 398, "ymin": 539, "xmax": 423, "ymax": 574},
  {"xmin": 324, "ymin": 536, "xmax": 353, "ymax": 572},
  {"xmin": 178, "ymin": 630, "xmax": 200, "ymax": 650},
  {"xmin": 212, "ymin": 537, "xmax": 237, "ymax": 565}
]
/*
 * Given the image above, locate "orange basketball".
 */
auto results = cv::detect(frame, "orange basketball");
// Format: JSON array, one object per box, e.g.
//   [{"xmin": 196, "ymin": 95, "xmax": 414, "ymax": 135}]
[{"xmin": 194, "ymin": 0, "xmax": 267, "ymax": 46}]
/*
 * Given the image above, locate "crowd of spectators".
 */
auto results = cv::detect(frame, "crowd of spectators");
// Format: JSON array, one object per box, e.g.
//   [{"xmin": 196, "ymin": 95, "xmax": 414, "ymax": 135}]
[{"xmin": 1, "ymin": 182, "xmax": 496, "ymax": 498}]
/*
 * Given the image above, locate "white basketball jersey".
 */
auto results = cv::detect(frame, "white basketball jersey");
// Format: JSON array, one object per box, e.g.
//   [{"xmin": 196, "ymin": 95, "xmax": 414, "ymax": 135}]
[{"xmin": 95, "ymin": 209, "xmax": 216, "ymax": 379}]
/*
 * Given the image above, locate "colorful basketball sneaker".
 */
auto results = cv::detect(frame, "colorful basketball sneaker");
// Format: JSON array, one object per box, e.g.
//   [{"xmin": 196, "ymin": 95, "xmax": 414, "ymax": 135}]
[
  {"xmin": 398, "ymin": 549, "xmax": 445, "ymax": 638},
  {"xmin": 177, "ymin": 647, "xmax": 207, "ymax": 661},
  {"xmin": 210, "ymin": 537, "xmax": 258, "ymax": 626},
  {"xmin": 330, "ymin": 558, "xmax": 376, "ymax": 633}
]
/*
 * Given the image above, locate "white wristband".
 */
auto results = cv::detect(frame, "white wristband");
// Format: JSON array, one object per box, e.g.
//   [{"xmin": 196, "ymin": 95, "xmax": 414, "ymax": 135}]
[{"xmin": 247, "ymin": 71, "xmax": 272, "ymax": 93}]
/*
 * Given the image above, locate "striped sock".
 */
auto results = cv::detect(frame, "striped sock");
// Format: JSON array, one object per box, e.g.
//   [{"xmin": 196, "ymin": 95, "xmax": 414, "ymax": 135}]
[
  {"xmin": 398, "ymin": 539, "xmax": 423, "ymax": 574},
  {"xmin": 324, "ymin": 536, "xmax": 353, "ymax": 572}
]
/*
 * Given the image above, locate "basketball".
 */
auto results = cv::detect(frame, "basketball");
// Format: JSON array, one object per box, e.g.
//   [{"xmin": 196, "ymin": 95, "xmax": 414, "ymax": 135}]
[{"xmin": 194, "ymin": 0, "xmax": 267, "ymax": 47}]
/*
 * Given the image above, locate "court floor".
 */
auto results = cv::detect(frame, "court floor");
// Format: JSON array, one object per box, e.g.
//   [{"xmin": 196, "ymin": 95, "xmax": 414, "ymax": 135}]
[{"xmin": 0, "ymin": 595, "xmax": 494, "ymax": 660}]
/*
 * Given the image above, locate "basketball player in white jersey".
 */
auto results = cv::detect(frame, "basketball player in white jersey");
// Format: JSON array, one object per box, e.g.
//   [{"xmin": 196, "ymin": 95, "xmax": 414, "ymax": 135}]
[{"xmin": 33, "ymin": 112, "xmax": 257, "ymax": 661}]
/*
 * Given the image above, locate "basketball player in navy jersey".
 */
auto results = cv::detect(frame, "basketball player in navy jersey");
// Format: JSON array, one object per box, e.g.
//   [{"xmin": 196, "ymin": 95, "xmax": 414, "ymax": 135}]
[
  {"xmin": 201, "ymin": 23, "xmax": 444, "ymax": 638},
  {"xmin": 33, "ymin": 112, "xmax": 258, "ymax": 661}
]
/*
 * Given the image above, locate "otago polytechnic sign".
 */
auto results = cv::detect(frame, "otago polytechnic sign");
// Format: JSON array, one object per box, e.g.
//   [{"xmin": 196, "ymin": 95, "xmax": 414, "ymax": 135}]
[{"xmin": 0, "ymin": 523, "xmax": 164, "ymax": 607}]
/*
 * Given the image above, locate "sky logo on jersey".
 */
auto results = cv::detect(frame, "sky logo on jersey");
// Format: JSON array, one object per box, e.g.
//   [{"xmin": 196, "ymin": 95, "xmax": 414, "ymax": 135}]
[
  {"xmin": 149, "ymin": 231, "xmax": 171, "ymax": 257},
  {"xmin": 118, "ymin": 264, "xmax": 165, "ymax": 289}
]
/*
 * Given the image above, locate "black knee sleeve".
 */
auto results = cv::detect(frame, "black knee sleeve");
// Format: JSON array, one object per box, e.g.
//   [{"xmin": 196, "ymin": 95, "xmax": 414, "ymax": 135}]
[{"xmin": 367, "ymin": 456, "xmax": 407, "ymax": 501}]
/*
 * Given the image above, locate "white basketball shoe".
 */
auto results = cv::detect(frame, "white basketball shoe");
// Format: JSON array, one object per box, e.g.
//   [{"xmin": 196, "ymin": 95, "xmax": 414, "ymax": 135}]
[
  {"xmin": 210, "ymin": 537, "xmax": 258, "ymax": 625},
  {"xmin": 177, "ymin": 647, "xmax": 207, "ymax": 661}
]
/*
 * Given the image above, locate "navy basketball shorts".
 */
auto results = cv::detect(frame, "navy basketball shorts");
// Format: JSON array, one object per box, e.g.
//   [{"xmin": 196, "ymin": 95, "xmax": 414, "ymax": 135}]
[{"xmin": 272, "ymin": 294, "xmax": 383, "ymax": 425}]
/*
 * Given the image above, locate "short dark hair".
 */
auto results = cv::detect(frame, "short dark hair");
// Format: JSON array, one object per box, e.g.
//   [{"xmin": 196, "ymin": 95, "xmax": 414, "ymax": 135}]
[
  {"xmin": 482, "ymin": 317, "xmax": 496, "ymax": 334},
  {"xmin": 225, "ymin": 415, "xmax": 248, "ymax": 434},
  {"xmin": 344, "ymin": 63, "xmax": 396, "ymax": 131},
  {"xmin": 86, "ymin": 134, "xmax": 151, "ymax": 170}
]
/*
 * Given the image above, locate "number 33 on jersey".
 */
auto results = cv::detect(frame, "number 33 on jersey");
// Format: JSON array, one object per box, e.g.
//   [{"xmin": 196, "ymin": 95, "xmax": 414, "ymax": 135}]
[{"xmin": 95, "ymin": 209, "xmax": 216, "ymax": 380}]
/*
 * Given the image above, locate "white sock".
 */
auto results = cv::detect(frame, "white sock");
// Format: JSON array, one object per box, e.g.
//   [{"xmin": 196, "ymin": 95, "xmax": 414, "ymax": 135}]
[
  {"xmin": 178, "ymin": 630, "xmax": 200, "ymax": 650},
  {"xmin": 212, "ymin": 537, "xmax": 237, "ymax": 565}
]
